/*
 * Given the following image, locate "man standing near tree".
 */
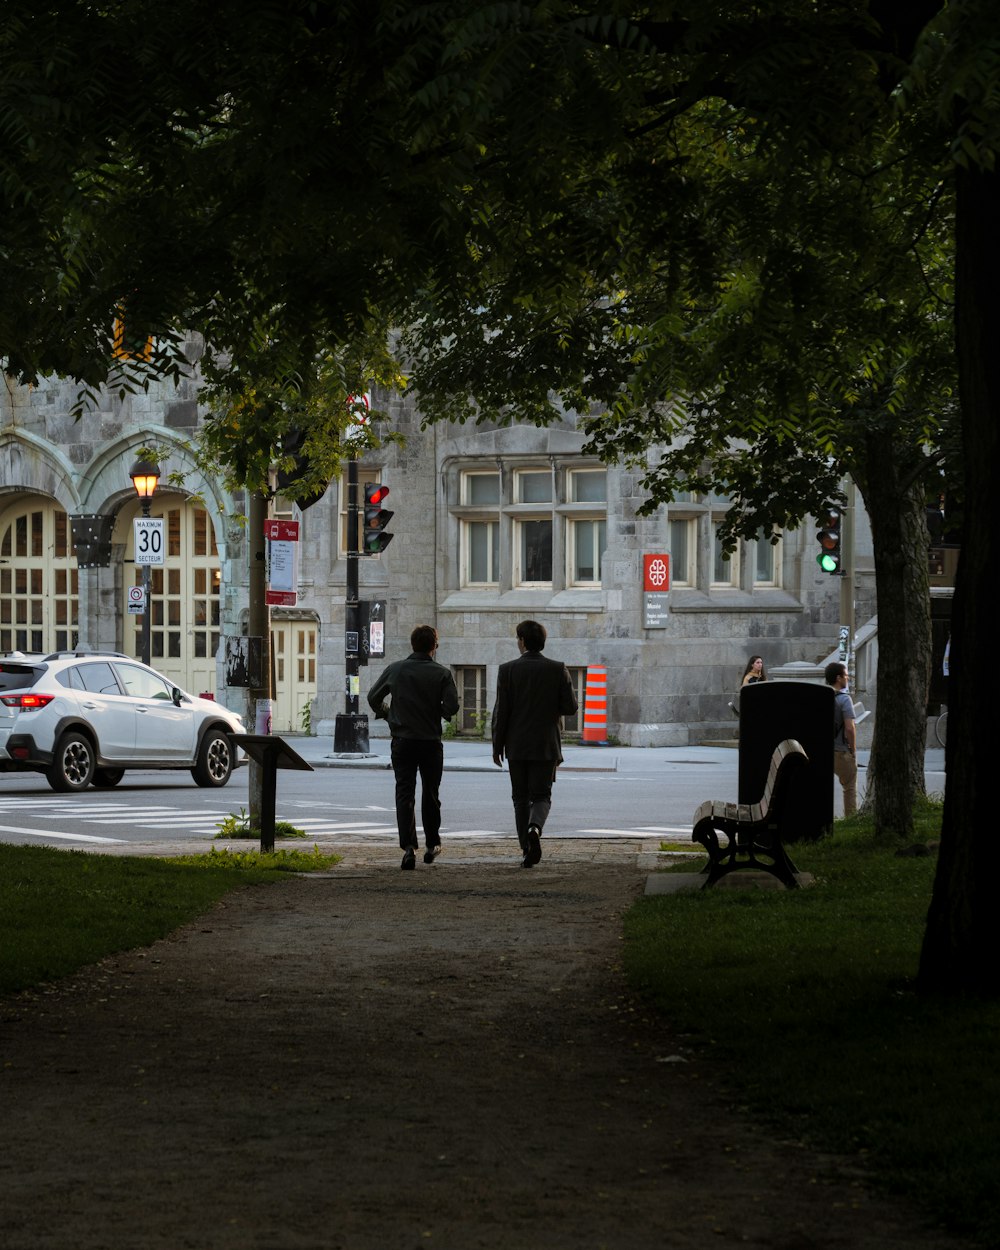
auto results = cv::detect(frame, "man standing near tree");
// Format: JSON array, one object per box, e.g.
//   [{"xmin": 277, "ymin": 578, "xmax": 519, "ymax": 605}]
[
  {"xmin": 368, "ymin": 625, "xmax": 459, "ymax": 870},
  {"xmin": 825, "ymin": 661, "xmax": 857, "ymax": 817},
  {"xmin": 492, "ymin": 620, "xmax": 578, "ymax": 868}
]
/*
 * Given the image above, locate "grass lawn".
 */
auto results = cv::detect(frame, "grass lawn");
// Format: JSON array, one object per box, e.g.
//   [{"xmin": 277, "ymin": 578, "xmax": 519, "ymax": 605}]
[
  {"xmin": 624, "ymin": 803, "xmax": 999, "ymax": 1247},
  {"xmin": 0, "ymin": 842, "xmax": 339, "ymax": 997}
]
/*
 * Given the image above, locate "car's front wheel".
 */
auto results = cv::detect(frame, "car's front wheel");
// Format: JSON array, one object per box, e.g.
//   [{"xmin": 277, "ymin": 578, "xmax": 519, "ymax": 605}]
[
  {"xmin": 191, "ymin": 729, "xmax": 234, "ymax": 787},
  {"xmin": 92, "ymin": 768, "xmax": 125, "ymax": 788},
  {"xmin": 46, "ymin": 731, "xmax": 96, "ymax": 792}
]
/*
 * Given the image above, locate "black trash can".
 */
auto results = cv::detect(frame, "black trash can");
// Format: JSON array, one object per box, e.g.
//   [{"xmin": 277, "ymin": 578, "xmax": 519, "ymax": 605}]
[{"xmin": 737, "ymin": 681, "xmax": 833, "ymax": 842}]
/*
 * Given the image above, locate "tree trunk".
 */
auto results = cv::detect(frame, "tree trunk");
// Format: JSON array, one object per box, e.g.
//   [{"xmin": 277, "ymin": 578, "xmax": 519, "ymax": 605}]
[
  {"xmin": 853, "ymin": 433, "xmax": 931, "ymax": 839},
  {"xmin": 918, "ymin": 163, "xmax": 1000, "ymax": 994}
]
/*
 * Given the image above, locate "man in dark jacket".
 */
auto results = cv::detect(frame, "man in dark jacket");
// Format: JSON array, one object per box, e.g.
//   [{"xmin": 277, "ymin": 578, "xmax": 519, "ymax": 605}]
[
  {"xmin": 368, "ymin": 625, "xmax": 459, "ymax": 870},
  {"xmin": 492, "ymin": 620, "xmax": 578, "ymax": 867}
]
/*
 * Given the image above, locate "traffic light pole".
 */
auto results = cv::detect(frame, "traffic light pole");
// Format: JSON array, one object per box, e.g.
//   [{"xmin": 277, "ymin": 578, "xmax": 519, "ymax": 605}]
[
  {"xmin": 841, "ymin": 485, "xmax": 857, "ymax": 667},
  {"xmin": 334, "ymin": 455, "xmax": 371, "ymax": 754}
]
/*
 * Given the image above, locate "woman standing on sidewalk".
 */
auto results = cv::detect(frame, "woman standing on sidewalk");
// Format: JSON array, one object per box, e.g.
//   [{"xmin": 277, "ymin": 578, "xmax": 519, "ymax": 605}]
[
  {"xmin": 729, "ymin": 655, "xmax": 767, "ymax": 717},
  {"xmin": 741, "ymin": 655, "xmax": 768, "ymax": 687}
]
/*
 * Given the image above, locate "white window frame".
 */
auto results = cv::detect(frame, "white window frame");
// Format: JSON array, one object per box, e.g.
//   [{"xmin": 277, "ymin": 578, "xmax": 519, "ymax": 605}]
[
  {"xmin": 567, "ymin": 468, "xmax": 607, "ymax": 504},
  {"xmin": 451, "ymin": 460, "xmax": 609, "ymax": 594},
  {"xmin": 513, "ymin": 516, "xmax": 554, "ymax": 586},
  {"xmin": 668, "ymin": 516, "xmax": 696, "ymax": 588},
  {"xmin": 753, "ymin": 530, "xmax": 783, "ymax": 588},
  {"xmin": 457, "ymin": 469, "xmax": 502, "ymax": 588},
  {"xmin": 567, "ymin": 516, "xmax": 606, "ymax": 586},
  {"xmin": 462, "ymin": 518, "xmax": 501, "ymax": 586},
  {"xmin": 711, "ymin": 517, "xmax": 740, "ymax": 587}
]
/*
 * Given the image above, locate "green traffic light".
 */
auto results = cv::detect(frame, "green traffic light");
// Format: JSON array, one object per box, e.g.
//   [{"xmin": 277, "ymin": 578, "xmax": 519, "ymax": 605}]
[{"xmin": 817, "ymin": 551, "xmax": 840, "ymax": 573}]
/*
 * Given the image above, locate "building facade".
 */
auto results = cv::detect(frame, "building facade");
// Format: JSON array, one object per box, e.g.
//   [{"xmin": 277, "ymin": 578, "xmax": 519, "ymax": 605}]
[{"xmin": 1, "ymin": 358, "xmax": 876, "ymax": 744}]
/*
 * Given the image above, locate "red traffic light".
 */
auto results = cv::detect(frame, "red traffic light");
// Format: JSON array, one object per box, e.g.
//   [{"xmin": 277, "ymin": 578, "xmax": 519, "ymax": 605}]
[{"xmin": 363, "ymin": 482, "xmax": 394, "ymax": 554}]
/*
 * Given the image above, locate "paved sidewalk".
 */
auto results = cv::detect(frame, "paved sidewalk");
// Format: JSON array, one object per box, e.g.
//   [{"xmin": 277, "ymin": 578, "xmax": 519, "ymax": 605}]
[{"xmin": 0, "ymin": 852, "xmax": 965, "ymax": 1250}]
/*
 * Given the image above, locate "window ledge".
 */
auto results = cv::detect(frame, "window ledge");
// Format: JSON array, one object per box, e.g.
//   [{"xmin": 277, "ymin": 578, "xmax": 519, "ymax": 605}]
[
  {"xmin": 668, "ymin": 588, "xmax": 803, "ymax": 613},
  {"xmin": 441, "ymin": 587, "xmax": 603, "ymax": 612}
]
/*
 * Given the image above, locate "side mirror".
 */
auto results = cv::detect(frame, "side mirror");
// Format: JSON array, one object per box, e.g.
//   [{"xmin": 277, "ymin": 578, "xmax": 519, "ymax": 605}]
[{"xmin": 171, "ymin": 687, "xmax": 183, "ymax": 707}]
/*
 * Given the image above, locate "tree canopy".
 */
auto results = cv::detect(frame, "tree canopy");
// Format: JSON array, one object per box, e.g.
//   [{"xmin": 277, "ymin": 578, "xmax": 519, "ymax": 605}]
[{"xmin": 2, "ymin": 0, "xmax": 999, "ymax": 990}]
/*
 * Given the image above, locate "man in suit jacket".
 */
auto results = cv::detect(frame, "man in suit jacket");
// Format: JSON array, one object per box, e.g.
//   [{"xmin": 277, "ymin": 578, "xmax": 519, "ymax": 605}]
[{"xmin": 492, "ymin": 620, "xmax": 578, "ymax": 868}]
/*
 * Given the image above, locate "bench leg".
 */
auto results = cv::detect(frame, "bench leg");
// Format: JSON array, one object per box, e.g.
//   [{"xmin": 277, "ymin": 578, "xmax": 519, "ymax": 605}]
[
  {"xmin": 694, "ymin": 821, "xmax": 800, "ymax": 890},
  {"xmin": 744, "ymin": 832, "xmax": 800, "ymax": 889},
  {"xmin": 693, "ymin": 818, "xmax": 743, "ymax": 887}
]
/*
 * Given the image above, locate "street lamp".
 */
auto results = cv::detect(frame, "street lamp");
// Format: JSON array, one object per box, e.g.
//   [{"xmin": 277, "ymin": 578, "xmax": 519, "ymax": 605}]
[{"xmin": 129, "ymin": 457, "xmax": 159, "ymax": 666}]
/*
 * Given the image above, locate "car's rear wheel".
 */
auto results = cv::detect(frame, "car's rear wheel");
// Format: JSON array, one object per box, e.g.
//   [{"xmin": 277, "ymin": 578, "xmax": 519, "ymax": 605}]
[
  {"xmin": 92, "ymin": 768, "xmax": 125, "ymax": 788},
  {"xmin": 191, "ymin": 729, "xmax": 233, "ymax": 787},
  {"xmin": 46, "ymin": 731, "xmax": 96, "ymax": 792}
]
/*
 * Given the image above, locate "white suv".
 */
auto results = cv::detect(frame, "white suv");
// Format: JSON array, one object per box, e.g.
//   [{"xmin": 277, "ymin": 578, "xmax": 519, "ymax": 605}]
[{"xmin": 0, "ymin": 651, "xmax": 244, "ymax": 792}]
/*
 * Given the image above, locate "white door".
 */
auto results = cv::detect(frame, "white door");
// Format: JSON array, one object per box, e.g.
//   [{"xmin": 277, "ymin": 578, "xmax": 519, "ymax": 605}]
[
  {"xmin": 271, "ymin": 620, "xmax": 318, "ymax": 733},
  {"xmin": 0, "ymin": 499, "xmax": 79, "ymax": 654}
]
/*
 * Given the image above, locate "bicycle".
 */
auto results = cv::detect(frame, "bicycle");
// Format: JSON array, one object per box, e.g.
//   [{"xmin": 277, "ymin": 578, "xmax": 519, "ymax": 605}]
[{"xmin": 934, "ymin": 707, "xmax": 947, "ymax": 748}]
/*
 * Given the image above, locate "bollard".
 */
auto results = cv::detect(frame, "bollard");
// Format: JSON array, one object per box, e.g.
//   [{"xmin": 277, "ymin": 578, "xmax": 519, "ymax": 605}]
[{"xmin": 582, "ymin": 664, "xmax": 609, "ymax": 744}]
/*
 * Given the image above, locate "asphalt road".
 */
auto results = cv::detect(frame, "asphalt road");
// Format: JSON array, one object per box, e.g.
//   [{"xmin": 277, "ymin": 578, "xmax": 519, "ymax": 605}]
[{"xmin": 0, "ymin": 738, "xmax": 945, "ymax": 852}]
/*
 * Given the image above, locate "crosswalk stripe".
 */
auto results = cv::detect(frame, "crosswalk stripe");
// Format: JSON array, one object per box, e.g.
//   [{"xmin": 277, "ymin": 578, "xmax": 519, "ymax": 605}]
[{"xmin": 0, "ymin": 824, "xmax": 127, "ymax": 844}]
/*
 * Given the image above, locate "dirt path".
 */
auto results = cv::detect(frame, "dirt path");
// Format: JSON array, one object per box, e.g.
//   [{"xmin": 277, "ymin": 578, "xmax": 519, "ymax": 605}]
[{"xmin": 0, "ymin": 842, "xmax": 966, "ymax": 1249}]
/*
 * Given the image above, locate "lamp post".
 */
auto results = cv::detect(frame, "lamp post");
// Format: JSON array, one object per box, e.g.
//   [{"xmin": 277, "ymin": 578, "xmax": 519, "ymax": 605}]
[{"xmin": 129, "ymin": 457, "xmax": 159, "ymax": 667}]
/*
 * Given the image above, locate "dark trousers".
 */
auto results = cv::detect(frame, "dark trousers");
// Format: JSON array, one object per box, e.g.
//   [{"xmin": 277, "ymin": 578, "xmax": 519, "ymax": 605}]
[
  {"xmin": 507, "ymin": 759, "xmax": 556, "ymax": 851},
  {"xmin": 390, "ymin": 738, "xmax": 444, "ymax": 851}
]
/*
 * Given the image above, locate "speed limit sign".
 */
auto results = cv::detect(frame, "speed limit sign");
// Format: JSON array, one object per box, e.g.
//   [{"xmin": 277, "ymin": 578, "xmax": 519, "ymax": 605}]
[{"xmin": 134, "ymin": 517, "xmax": 164, "ymax": 565}]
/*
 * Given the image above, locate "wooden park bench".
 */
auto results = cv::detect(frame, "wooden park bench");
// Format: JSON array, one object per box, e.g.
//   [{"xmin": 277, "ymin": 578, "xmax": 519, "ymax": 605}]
[{"xmin": 692, "ymin": 739, "xmax": 808, "ymax": 889}]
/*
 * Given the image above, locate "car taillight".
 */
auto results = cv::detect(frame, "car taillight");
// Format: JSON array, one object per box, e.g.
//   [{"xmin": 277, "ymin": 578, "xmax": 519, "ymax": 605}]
[{"xmin": 0, "ymin": 693, "xmax": 54, "ymax": 709}]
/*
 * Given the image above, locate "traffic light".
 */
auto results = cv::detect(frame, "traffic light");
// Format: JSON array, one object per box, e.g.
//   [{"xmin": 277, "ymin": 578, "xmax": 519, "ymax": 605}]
[
  {"xmin": 363, "ymin": 483, "xmax": 394, "ymax": 554},
  {"xmin": 815, "ymin": 505, "xmax": 842, "ymax": 574},
  {"xmin": 274, "ymin": 428, "xmax": 329, "ymax": 511}
]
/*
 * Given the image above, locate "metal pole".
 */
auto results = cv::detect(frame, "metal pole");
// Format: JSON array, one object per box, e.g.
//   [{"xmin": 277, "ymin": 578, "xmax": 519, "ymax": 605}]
[
  {"xmin": 247, "ymin": 489, "xmax": 273, "ymax": 850},
  {"xmin": 841, "ymin": 483, "xmax": 857, "ymax": 672},
  {"xmin": 334, "ymin": 456, "xmax": 369, "ymax": 753},
  {"xmin": 140, "ymin": 498, "xmax": 152, "ymax": 667}
]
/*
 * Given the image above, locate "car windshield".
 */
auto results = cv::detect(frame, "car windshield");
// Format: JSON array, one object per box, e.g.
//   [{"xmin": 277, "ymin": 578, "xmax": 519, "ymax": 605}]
[{"xmin": 0, "ymin": 663, "xmax": 42, "ymax": 691}]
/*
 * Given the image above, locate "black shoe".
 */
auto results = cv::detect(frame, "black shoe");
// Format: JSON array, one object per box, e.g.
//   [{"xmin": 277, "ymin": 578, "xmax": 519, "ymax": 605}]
[
  {"xmin": 401, "ymin": 849, "xmax": 416, "ymax": 870},
  {"xmin": 423, "ymin": 844, "xmax": 441, "ymax": 864},
  {"xmin": 527, "ymin": 824, "xmax": 542, "ymax": 866},
  {"xmin": 520, "ymin": 852, "xmax": 534, "ymax": 868}
]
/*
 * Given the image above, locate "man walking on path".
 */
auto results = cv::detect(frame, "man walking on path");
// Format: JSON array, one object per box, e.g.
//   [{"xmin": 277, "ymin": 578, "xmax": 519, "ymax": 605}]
[
  {"xmin": 492, "ymin": 619, "xmax": 578, "ymax": 867},
  {"xmin": 825, "ymin": 660, "xmax": 857, "ymax": 816},
  {"xmin": 368, "ymin": 624, "xmax": 459, "ymax": 869}
]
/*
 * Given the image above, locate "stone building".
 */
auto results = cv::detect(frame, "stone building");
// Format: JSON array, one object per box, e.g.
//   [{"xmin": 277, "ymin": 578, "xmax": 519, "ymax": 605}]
[{"xmin": 1, "ymin": 356, "xmax": 876, "ymax": 745}]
